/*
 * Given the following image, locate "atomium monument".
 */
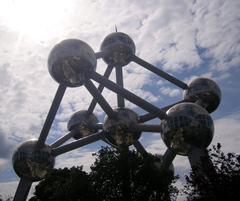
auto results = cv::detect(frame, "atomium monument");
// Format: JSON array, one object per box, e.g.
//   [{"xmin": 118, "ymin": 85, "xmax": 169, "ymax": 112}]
[{"xmin": 12, "ymin": 32, "xmax": 221, "ymax": 201}]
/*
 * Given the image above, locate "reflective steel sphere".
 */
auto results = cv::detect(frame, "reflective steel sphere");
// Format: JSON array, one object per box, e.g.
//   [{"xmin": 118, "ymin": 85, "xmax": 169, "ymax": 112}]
[
  {"xmin": 100, "ymin": 32, "xmax": 135, "ymax": 66},
  {"xmin": 103, "ymin": 108, "xmax": 141, "ymax": 147},
  {"xmin": 12, "ymin": 140, "xmax": 55, "ymax": 182},
  {"xmin": 48, "ymin": 39, "xmax": 97, "ymax": 87},
  {"xmin": 184, "ymin": 78, "xmax": 221, "ymax": 113},
  {"xmin": 67, "ymin": 110, "xmax": 99, "ymax": 140},
  {"xmin": 161, "ymin": 103, "xmax": 214, "ymax": 156}
]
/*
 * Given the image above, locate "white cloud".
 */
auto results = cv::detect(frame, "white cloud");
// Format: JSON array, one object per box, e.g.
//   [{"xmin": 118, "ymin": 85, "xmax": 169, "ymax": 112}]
[
  {"xmin": 193, "ymin": 0, "xmax": 240, "ymax": 71},
  {"xmin": 0, "ymin": 181, "xmax": 18, "ymax": 199},
  {"xmin": 55, "ymin": 149, "xmax": 96, "ymax": 172},
  {"xmin": 160, "ymin": 87, "xmax": 181, "ymax": 98},
  {"xmin": 213, "ymin": 112, "xmax": 240, "ymax": 153}
]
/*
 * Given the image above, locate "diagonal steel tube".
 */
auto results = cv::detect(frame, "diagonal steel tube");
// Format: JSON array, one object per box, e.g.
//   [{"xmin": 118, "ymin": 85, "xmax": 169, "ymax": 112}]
[
  {"xmin": 131, "ymin": 55, "xmax": 188, "ymax": 90},
  {"xmin": 88, "ymin": 64, "xmax": 114, "ymax": 114},
  {"xmin": 115, "ymin": 66, "xmax": 125, "ymax": 108},
  {"xmin": 50, "ymin": 132, "xmax": 74, "ymax": 148},
  {"xmin": 85, "ymin": 80, "xmax": 116, "ymax": 119},
  {"xmin": 133, "ymin": 141, "xmax": 149, "ymax": 158},
  {"xmin": 13, "ymin": 178, "xmax": 32, "ymax": 201},
  {"xmin": 37, "ymin": 84, "xmax": 66, "ymax": 146},
  {"xmin": 52, "ymin": 131, "xmax": 105, "ymax": 156},
  {"xmin": 160, "ymin": 148, "xmax": 176, "ymax": 171},
  {"xmin": 138, "ymin": 99, "xmax": 189, "ymax": 123},
  {"xmin": 90, "ymin": 71, "xmax": 167, "ymax": 120}
]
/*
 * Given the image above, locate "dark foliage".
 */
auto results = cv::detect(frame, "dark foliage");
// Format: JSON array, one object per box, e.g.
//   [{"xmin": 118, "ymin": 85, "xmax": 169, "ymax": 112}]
[
  {"xmin": 30, "ymin": 147, "xmax": 178, "ymax": 201},
  {"xmin": 29, "ymin": 166, "xmax": 98, "ymax": 201},
  {"xmin": 183, "ymin": 143, "xmax": 240, "ymax": 201},
  {"xmin": 90, "ymin": 147, "xmax": 178, "ymax": 201}
]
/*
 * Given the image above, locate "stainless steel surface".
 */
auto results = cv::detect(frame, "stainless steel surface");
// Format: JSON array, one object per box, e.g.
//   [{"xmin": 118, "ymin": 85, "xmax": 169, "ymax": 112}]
[
  {"xmin": 161, "ymin": 102, "xmax": 214, "ymax": 156},
  {"xmin": 52, "ymin": 131, "xmax": 104, "ymax": 156},
  {"xmin": 103, "ymin": 108, "xmax": 141, "ymax": 147},
  {"xmin": 12, "ymin": 140, "xmax": 55, "ymax": 182},
  {"xmin": 13, "ymin": 178, "xmax": 32, "ymax": 201},
  {"xmin": 100, "ymin": 32, "xmax": 135, "ymax": 66},
  {"xmin": 48, "ymin": 39, "xmax": 96, "ymax": 87},
  {"xmin": 115, "ymin": 66, "xmax": 125, "ymax": 107},
  {"xmin": 37, "ymin": 84, "xmax": 66, "ymax": 146},
  {"xmin": 88, "ymin": 64, "xmax": 114, "ymax": 113},
  {"xmin": 133, "ymin": 141, "xmax": 148, "ymax": 157},
  {"xmin": 67, "ymin": 110, "xmax": 99, "ymax": 140},
  {"xmin": 91, "ymin": 71, "xmax": 167, "ymax": 119},
  {"xmin": 131, "ymin": 55, "xmax": 188, "ymax": 90},
  {"xmin": 50, "ymin": 132, "xmax": 73, "ymax": 148},
  {"xmin": 184, "ymin": 77, "xmax": 221, "ymax": 113},
  {"xmin": 138, "ymin": 99, "xmax": 189, "ymax": 123},
  {"xmin": 131, "ymin": 124, "xmax": 162, "ymax": 132},
  {"xmin": 85, "ymin": 80, "xmax": 116, "ymax": 119}
]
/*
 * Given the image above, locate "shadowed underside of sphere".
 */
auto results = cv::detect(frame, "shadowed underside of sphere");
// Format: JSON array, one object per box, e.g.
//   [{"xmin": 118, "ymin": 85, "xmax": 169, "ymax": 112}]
[
  {"xmin": 48, "ymin": 39, "xmax": 97, "ymax": 87},
  {"xmin": 12, "ymin": 140, "xmax": 55, "ymax": 182},
  {"xmin": 161, "ymin": 103, "xmax": 214, "ymax": 156},
  {"xmin": 67, "ymin": 110, "xmax": 99, "ymax": 140},
  {"xmin": 184, "ymin": 77, "xmax": 221, "ymax": 113},
  {"xmin": 100, "ymin": 32, "xmax": 135, "ymax": 67},
  {"xmin": 103, "ymin": 108, "xmax": 141, "ymax": 147}
]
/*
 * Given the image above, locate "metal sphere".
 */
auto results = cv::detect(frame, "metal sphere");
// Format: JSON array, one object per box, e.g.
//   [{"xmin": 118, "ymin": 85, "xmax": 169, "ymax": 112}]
[
  {"xmin": 100, "ymin": 32, "xmax": 135, "ymax": 67},
  {"xmin": 48, "ymin": 39, "xmax": 97, "ymax": 87},
  {"xmin": 67, "ymin": 110, "xmax": 99, "ymax": 140},
  {"xmin": 12, "ymin": 140, "xmax": 55, "ymax": 182},
  {"xmin": 183, "ymin": 77, "xmax": 221, "ymax": 113},
  {"xmin": 103, "ymin": 108, "xmax": 141, "ymax": 147},
  {"xmin": 161, "ymin": 103, "xmax": 214, "ymax": 156}
]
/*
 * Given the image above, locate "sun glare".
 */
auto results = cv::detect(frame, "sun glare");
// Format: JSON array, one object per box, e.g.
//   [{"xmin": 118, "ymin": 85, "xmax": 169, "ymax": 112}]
[{"xmin": 1, "ymin": 0, "xmax": 71, "ymax": 40}]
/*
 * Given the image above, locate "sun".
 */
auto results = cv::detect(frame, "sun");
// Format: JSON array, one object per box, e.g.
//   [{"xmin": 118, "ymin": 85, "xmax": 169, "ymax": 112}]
[{"xmin": 0, "ymin": 0, "xmax": 71, "ymax": 40}]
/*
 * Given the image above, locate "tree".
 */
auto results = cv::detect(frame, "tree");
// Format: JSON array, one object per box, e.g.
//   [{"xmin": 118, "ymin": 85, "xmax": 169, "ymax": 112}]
[
  {"xmin": 29, "ymin": 166, "xmax": 98, "ymax": 201},
  {"xmin": 183, "ymin": 143, "xmax": 240, "ymax": 201},
  {"xmin": 30, "ymin": 147, "xmax": 178, "ymax": 201},
  {"xmin": 90, "ymin": 147, "xmax": 178, "ymax": 201}
]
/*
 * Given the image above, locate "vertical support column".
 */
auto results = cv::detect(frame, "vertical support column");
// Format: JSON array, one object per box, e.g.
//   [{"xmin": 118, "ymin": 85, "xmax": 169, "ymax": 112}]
[
  {"xmin": 188, "ymin": 147, "xmax": 215, "ymax": 177},
  {"xmin": 119, "ymin": 146, "xmax": 131, "ymax": 201},
  {"xmin": 115, "ymin": 66, "xmax": 125, "ymax": 108}
]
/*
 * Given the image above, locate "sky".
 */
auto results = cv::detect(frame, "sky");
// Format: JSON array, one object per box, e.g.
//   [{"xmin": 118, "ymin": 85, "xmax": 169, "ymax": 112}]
[{"xmin": 0, "ymin": 0, "xmax": 240, "ymax": 199}]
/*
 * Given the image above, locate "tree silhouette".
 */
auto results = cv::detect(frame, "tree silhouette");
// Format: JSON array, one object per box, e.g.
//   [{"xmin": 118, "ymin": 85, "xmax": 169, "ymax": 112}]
[
  {"xmin": 183, "ymin": 143, "xmax": 240, "ymax": 201},
  {"xmin": 30, "ymin": 147, "xmax": 178, "ymax": 201},
  {"xmin": 90, "ymin": 147, "xmax": 178, "ymax": 201},
  {"xmin": 29, "ymin": 166, "xmax": 98, "ymax": 201}
]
